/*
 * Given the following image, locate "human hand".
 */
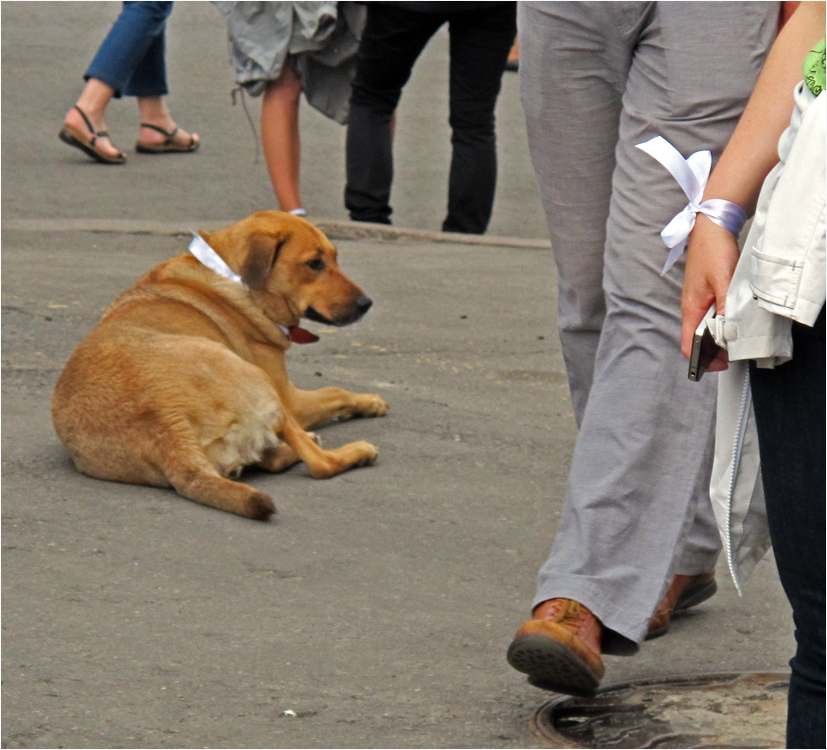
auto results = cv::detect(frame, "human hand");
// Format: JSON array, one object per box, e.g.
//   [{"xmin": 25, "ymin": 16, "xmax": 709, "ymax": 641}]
[{"xmin": 681, "ymin": 214, "xmax": 740, "ymax": 372}]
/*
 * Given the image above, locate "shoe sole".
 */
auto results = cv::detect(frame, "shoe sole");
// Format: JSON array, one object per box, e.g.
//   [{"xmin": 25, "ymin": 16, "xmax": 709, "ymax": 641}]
[
  {"xmin": 59, "ymin": 127, "xmax": 125, "ymax": 165},
  {"xmin": 507, "ymin": 634, "xmax": 600, "ymax": 698},
  {"xmin": 135, "ymin": 141, "xmax": 199, "ymax": 154},
  {"xmin": 646, "ymin": 578, "xmax": 718, "ymax": 640}
]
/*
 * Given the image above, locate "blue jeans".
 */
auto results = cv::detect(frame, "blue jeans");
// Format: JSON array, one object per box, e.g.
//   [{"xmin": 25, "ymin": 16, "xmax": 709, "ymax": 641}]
[
  {"xmin": 85, "ymin": 1, "xmax": 173, "ymax": 98},
  {"xmin": 750, "ymin": 307, "xmax": 826, "ymax": 749}
]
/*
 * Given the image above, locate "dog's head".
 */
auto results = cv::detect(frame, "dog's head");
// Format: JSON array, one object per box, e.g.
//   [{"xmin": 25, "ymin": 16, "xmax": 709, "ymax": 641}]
[{"xmin": 200, "ymin": 211, "xmax": 372, "ymax": 327}]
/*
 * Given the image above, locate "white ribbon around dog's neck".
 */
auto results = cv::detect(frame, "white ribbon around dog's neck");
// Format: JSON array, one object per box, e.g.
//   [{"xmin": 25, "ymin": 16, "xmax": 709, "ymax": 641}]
[
  {"xmin": 188, "ymin": 231, "xmax": 247, "ymax": 288},
  {"xmin": 636, "ymin": 136, "xmax": 747, "ymax": 275},
  {"xmin": 188, "ymin": 230, "xmax": 299, "ymax": 342}
]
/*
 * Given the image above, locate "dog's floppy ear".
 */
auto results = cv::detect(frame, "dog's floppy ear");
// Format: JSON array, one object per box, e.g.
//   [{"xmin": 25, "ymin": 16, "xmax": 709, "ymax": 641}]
[{"xmin": 240, "ymin": 232, "xmax": 289, "ymax": 289}]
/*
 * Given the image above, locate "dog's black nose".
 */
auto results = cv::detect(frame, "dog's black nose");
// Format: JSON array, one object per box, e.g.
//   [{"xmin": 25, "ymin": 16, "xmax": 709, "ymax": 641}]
[{"xmin": 356, "ymin": 295, "xmax": 373, "ymax": 315}]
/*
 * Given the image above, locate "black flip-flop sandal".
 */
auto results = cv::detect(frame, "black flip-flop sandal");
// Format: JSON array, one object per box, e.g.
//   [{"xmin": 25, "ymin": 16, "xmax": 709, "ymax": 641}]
[
  {"xmin": 135, "ymin": 123, "xmax": 200, "ymax": 153},
  {"xmin": 58, "ymin": 106, "xmax": 126, "ymax": 164}
]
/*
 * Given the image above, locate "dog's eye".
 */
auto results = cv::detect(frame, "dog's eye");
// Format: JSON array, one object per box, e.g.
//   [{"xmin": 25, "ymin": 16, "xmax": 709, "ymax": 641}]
[{"xmin": 306, "ymin": 258, "xmax": 325, "ymax": 272}]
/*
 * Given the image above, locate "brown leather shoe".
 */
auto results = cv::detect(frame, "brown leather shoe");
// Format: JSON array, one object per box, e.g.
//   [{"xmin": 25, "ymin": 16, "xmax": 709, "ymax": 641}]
[
  {"xmin": 506, "ymin": 598, "xmax": 604, "ymax": 698},
  {"xmin": 646, "ymin": 571, "xmax": 717, "ymax": 639}
]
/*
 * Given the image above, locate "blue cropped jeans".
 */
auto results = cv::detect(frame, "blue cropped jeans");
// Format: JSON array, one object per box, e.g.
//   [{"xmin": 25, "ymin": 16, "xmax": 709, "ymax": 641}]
[{"xmin": 85, "ymin": 1, "xmax": 173, "ymax": 98}]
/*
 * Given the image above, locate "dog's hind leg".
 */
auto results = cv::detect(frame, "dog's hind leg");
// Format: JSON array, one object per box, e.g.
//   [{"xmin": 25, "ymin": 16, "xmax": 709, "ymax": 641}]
[
  {"xmin": 256, "ymin": 443, "xmax": 302, "ymax": 473},
  {"xmin": 165, "ymin": 457, "xmax": 276, "ymax": 520},
  {"xmin": 182, "ymin": 468, "xmax": 274, "ymax": 520},
  {"xmin": 256, "ymin": 432, "xmax": 322, "ymax": 473},
  {"xmin": 152, "ymin": 428, "xmax": 276, "ymax": 520}
]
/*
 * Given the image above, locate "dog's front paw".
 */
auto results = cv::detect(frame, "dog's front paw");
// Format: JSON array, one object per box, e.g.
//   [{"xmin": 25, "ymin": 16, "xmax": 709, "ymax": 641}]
[
  {"xmin": 358, "ymin": 395, "xmax": 390, "ymax": 418},
  {"xmin": 352, "ymin": 440, "xmax": 379, "ymax": 466},
  {"xmin": 307, "ymin": 441, "xmax": 379, "ymax": 479}
]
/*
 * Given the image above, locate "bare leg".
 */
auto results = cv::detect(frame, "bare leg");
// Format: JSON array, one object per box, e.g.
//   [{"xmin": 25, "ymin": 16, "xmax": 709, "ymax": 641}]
[
  {"xmin": 261, "ymin": 66, "xmax": 303, "ymax": 212},
  {"xmin": 63, "ymin": 78, "xmax": 123, "ymax": 159},
  {"xmin": 136, "ymin": 95, "xmax": 199, "ymax": 147},
  {"xmin": 508, "ymin": 37, "xmax": 519, "ymax": 64}
]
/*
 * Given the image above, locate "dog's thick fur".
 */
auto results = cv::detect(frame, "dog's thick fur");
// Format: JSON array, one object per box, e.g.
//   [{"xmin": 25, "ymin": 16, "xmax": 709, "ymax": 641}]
[{"xmin": 52, "ymin": 211, "xmax": 389, "ymax": 520}]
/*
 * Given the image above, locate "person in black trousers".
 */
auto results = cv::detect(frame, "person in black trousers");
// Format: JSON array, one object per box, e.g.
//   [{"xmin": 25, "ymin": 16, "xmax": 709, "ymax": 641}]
[{"xmin": 344, "ymin": 2, "xmax": 516, "ymax": 234}]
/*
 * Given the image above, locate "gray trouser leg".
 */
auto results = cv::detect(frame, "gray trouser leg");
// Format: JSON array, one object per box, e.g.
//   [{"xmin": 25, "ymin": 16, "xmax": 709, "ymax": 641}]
[{"xmin": 519, "ymin": 1, "xmax": 778, "ymax": 652}]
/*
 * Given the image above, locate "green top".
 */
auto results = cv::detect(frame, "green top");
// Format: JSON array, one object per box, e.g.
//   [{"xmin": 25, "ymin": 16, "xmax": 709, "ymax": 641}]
[{"xmin": 803, "ymin": 38, "xmax": 826, "ymax": 96}]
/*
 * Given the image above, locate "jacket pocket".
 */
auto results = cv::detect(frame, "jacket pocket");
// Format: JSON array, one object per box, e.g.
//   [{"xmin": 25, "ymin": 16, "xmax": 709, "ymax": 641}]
[{"xmin": 748, "ymin": 247, "xmax": 803, "ymax": 310}]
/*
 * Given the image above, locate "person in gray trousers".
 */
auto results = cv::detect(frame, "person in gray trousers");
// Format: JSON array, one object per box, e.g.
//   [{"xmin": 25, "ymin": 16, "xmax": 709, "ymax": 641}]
[{"xmin": 506, "ymin": 1, "xmax": 780, "ymax": 697}]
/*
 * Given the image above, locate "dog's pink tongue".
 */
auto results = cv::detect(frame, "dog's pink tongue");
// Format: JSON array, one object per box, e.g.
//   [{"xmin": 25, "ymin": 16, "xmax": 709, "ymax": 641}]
[{"xmin": 288, "ymin": 326, "xmax": 319, "ymax": 344}]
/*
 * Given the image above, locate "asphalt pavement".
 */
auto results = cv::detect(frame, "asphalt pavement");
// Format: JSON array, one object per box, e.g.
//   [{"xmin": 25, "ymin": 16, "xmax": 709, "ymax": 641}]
[{"xmin": 2, "ymin": 3, "xmax": 795, "ymax": 748}]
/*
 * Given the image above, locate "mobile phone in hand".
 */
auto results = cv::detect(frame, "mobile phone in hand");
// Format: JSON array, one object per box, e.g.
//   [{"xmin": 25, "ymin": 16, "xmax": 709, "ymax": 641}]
[{"xmin": 688, "ymin": 304, "xmax": 720, "ymax": 382}]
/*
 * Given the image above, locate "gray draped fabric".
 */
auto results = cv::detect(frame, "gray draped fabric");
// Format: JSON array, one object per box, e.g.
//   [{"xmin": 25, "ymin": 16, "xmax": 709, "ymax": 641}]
[{"xmin": 214, "ymin": 1, "xmax": 365, "ymax": 123}]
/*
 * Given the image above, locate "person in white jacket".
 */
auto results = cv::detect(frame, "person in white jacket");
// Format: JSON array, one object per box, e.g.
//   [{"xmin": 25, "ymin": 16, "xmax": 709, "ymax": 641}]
[{"xmin": 682, "ymin": 4, "xmax": 825, "ymax": 747}]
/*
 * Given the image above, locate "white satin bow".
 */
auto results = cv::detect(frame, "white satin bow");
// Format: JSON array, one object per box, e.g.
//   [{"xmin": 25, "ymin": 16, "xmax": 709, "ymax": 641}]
[{"xmin": 636, "ymin": 136, "xmax": 747, "ymax": 274}]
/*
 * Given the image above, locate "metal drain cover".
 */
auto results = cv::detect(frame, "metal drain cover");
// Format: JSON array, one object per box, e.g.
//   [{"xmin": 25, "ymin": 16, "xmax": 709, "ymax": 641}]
[{"xmin": 531, "ymin": 671, "xmax": 789, "ymax": 749}]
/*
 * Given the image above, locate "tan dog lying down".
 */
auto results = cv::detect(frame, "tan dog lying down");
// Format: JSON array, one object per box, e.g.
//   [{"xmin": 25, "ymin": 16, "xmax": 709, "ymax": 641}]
[{"xmin": 52, "ymin": 211, "xmax": 389, "ymax": 520}]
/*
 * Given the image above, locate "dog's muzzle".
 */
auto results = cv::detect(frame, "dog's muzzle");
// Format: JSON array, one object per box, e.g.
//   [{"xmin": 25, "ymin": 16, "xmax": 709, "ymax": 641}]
[{"xmin": 306, "ymin": 295, "xmax": 373, "ymax": 326}]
